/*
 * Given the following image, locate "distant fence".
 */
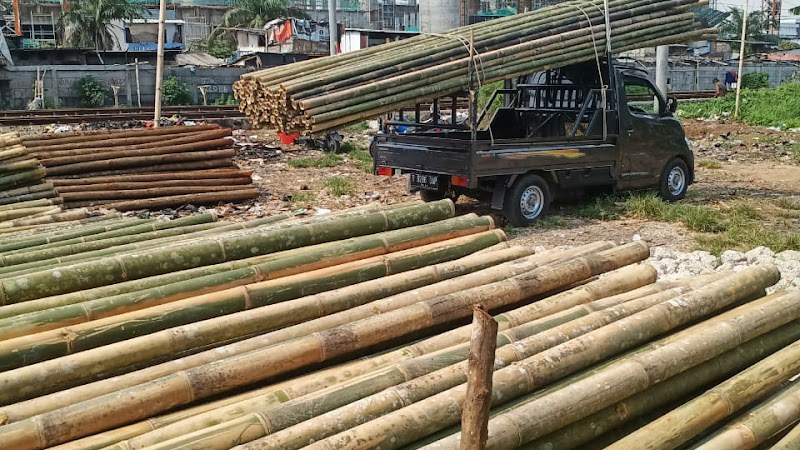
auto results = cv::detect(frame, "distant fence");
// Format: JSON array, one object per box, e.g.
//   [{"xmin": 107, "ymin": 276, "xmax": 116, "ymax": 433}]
[
  {"xmin": 0, "ymin": 65, "xmax": 250, "ymax": 110},
  {"xmin": 653, "ymin": 63, "xmax": 800, "ymax": 92}
]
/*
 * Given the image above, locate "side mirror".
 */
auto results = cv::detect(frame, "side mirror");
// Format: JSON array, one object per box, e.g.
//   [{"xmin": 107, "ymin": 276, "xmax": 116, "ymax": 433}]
[{"xmin": 666, "ymin": 96, "xmax": 678, "ymax": 114}]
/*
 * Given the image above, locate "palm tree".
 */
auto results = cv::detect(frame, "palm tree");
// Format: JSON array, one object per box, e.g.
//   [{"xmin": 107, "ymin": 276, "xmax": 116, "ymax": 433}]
[
  {"xmin": 57, "ymin": 0, "xmax": 144, "ymax": 51},
  {"xmin": 218, "ymin": 0, "xmax": 308, "ymax": 31},
  {"xmin": 718, "ymin": 7, "xmax": 766, "ymax": 53}
]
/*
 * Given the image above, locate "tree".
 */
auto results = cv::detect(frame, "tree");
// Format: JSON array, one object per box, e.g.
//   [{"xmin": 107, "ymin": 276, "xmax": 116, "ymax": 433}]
[
  {"xmin": 57, "ymin": 0, "xmax": 144, "ymax": 51},
  {"xmin": 718, "ymin": 7, "xmax": 767, "ymax": 53},
  {"xmin": 215, "ymin": 0, "xmax": 308, "ymax": 33},
  {"xmin": 791, "ymin": 6, "xmax": 800, "ymax": 15}
]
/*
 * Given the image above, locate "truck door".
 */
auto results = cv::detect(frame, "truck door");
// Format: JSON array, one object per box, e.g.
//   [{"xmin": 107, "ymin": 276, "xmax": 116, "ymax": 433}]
[{"xmin": 616, "ymin": 74, "xmax": 674, "ymax": 189}]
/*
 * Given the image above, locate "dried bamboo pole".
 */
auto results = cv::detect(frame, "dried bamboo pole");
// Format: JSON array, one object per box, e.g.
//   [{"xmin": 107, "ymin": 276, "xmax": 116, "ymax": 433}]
[
  {"xmin": 0, "ymin": 243, "xmax": 647, "ymax": 449},
  {"xmin": 68, "ymin": 188, "xmax": 260, "ymax": 210},
  {"xmin": 87, "ymin": 263, "xmax": 653, "ymax": 450},
  {"xmin": 691, "ymin": 380, "xmax": 800, "ymax": 450},
  {"xmin": 0, "ymin": 221, "xmax": 497, "ymax": 372},
  {"xmin": 58, "ymin": 185, "xmax": 253, "ymax": 201},
  {"xmin": 54, "ymin": 179, "xmax": 253, "ymax": 193},
  {"xmin": 447, "ymin": 289, "xmax": 800, "ymax": 449},
  {"xmin": 49, "ymin": 169, "xmax": 251, "ymax": 185},
  {"xmin": 44, "ymin": 148, "xmax": 237, "ymax": 176},
  {"xmin": 522, "ymin": 321, "xmax": 800, "ymax": 450},
  {"xmin": 606, "ymin": 327, "xmax": 800, "ymax": 450},
  {"xmin": 0, "ymin": 244, "xmax": 531, "ymax": 425},
  {"xmin": 0, "ymin": 200, "xmax": 455, "ymax": 304},
  {"xmin": 21, "ymin": 125, "xmax": 221, "ymax": 149},
  {"xmin": 37, "ymin": 138, "xmax": 233, "ymax": 168},
  {"xmin": 273, "ymin": 268, "xmax": 771, "ymax": 450},
  {"xmin": 47, "ymin": 159, "xmax": 236, "ymax": 177}
]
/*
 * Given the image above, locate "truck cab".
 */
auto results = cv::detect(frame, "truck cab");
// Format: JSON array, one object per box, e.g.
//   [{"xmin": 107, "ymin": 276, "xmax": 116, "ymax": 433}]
[{"xmin": 372, "ymin": 59, "xmax": 695, "ymax": 226}]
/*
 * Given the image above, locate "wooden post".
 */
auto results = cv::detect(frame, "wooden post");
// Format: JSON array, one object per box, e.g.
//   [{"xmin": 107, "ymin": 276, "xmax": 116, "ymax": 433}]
[
  {"xmin": 153, "ymin": 0, "xmax": 167, "ymax": 127},
  {"xmin": 734, "ymin": 0, "xmax": 748, "ymax": 119},
  {"xmin": 460, "ymin": 304, "xmax": 498, "ymax": 450}
]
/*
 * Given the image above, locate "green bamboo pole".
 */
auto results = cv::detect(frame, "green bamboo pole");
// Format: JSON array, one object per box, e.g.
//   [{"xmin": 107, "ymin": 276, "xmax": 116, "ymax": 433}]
[
  {"xmin": 0, "ymin": 244, "xmax": 531, "ymax": 424},
  {"xmin": 0, "ymin": 214, "xmax": 216, "ymax": 256},
  {"xmin": 0, "ymin": 206, "xmax": 60, "ymax": 223},
  {"xmin": 0, "ymin": 198, "xmax": 61, "ymax": 212},
  {"xmin": 522, "ymin": 321, "xmax": 800, "ymax": 450},
  {"xmin": 0, "ymin": 158, "xmax": 39, "ymax": 173},
  {"xmin": 82, "ymin": 263, "xmax": 652, "ymax": 450},
  {"xmin": 0, "ymin": 199, "xmax": 455, "ymax": 304},
  {"xmin": 0, "ymin": 243, "xmax": 648, "ymax": 449},
  {"xmin": 0, "ymin": 181, "xmax": 53, "ymax": 198},
  {"xmin": 0, "ymin": 190, "xmax": 58, "ymax": 205},
  {"xmin": 770, "ymin": 419, "xmax": 800, "ymax": 449},
  {"xmin": 690, "ymin": 381, "xmax": 800, "ymax": 450},
  {"xmin": 0, "ymin": 220, "xmax": 497, "ymax": 372},
  {"xmin": 0, "ymin": 167, "xmax": 47, "ymax": 189},
  {"xmin": 605, "ymin": 329, "xmax": 800, "ymax": 450},
  {"xmin": 0, "ymin": 218, "xmax": 151, "ymax": 253},
  {"xmin": 436, "ymin": 289, "xmax": 799, "ymax": 450},
  {"xmin": 0, "ymin": 209, "xmax": 89, "ymax": 229},
  {"xmin": 269, "ymin": 268, "xmax": 773, "ymax": 450},
  {"xmin": 0, "ymin": 213, "xmax": 486, "ymax": 342}
]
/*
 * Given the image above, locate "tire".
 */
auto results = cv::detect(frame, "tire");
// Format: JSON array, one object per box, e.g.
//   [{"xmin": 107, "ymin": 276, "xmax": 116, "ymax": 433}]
[
  {"xmin": 659, "ymin": 158, "xmax": 689, "ymax": 201},
  {"xmin": 503, "ymin": 174, "xmax": 552, "ymax": 227}
]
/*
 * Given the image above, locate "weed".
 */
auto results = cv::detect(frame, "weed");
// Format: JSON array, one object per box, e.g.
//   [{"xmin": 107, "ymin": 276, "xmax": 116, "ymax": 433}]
[
  {"xmin": 695, "ymin": 222, "xmax": 800, "ymax": 255},
  {"xmin": 576, "ymin": 196, "xmax": 621, "ymax": 220},
  {"xmin": 774, "ymin": 197, "xmax": 800, "ymax": 210},
  {"xmin": 324, "ymin": 176, "xmax": 356, "ymax": 196},
  {"xmin": 534, "ymin": 215, "xmax": 566, "ymax": 229},
  {"xmin": 697, "ymin": 159, "xmax": 722, "ymax": 169},
  {"xmin": 289, "ymin": 191, "xmax": 315, "ymax": 204},
  {"xmin": 625, "ymin": 194, "xmax": 727, "ymax": 233},
  {"xmin": 677, "ymin": 82, "xmax": 800, "ymax": 129},
  {"xmin": 288, "ymin": 153, "xmax": 343, "ymax": 169},
  {"xmin": 344, "ymin": 121, "xmax": 370, "ymax": 133}
]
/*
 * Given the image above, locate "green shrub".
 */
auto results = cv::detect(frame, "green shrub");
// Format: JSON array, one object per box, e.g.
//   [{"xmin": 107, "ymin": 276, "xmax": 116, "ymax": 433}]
[
  {"xmin": 678, "ymin": 83, "xmax": 800, "ymax": 129},
  {"xmin": 324, "ymin": 176, "xmax": 355, "ymax": 196},
  {"xmin": 75, "ymin": 76, "xmax": 109, "ymax": 108},
  {"xmin": 162, "ymin": 75, "xmax": 193, "ymax": 106},
  {"xmin": 741, "ymin": 72, "xmax": 769, "ymax": 89}
]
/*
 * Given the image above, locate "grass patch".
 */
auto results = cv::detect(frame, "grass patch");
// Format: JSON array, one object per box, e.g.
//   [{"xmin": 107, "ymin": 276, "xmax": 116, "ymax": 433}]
[
  {"xmin": 697, "ymin": 159, "xmax": 722, "ymax": 169},
  {"xmin": 625, "ymin": 194, "xmax": 727, "ymax": 233},
  {"xmin": 344, "ymin": 121, "xmax": 370, "ymax": 133},
  {"xmin": 289, "ymin": 191, "xmax": 315, "ymax": 204},
  {"xmin": 533, "ymin": 215, "xmax": 566, "ymax": 229},
  {"xmin": 788, "ymin": 143, "xmax": 800, "ymax": 161},
  {"xmin": 340, "ymin": 142, "xmax": 374, "ymax": 173},
  {"xmin": 576, "ymin": 196, "xmax": 622, "ymax": 220},
  {"xmin": 324, "ymin": 176, "xmax": 356, "ymax": 196},
  {"xmin": 677, "ymin": 82, "xmax": 800, "ymax": 129},
  {"xmin": 774, "ymin": 197, "xmax": 800, "ymax": 210},
  {"xmin": 695, "ymin": 222, "xmax": 800, "ymax": 256},
  {"xmin": 288, "ymin": 153, "xmax": 342, "ymax": 169}
]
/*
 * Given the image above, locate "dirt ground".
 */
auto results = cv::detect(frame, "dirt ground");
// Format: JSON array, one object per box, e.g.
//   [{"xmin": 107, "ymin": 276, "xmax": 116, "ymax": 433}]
[{"xmin": 229, "ymin": 118, "xmax": 800, "ymax": 252}]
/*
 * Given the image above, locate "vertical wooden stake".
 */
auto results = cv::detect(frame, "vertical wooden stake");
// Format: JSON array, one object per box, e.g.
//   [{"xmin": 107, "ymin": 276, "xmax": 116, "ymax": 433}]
[
  {"xmin": 460, "ymin": 304, "xmax": 498, "ymax": 450},
  {"xmin": 734, "ymin": 0, "xmax": 748, "ymax": 119}
]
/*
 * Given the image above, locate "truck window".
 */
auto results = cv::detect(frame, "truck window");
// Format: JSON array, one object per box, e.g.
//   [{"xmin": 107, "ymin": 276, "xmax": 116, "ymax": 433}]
[{"xmin": 624, "ymin": 76, "xmax": 663, "ymax": 117}]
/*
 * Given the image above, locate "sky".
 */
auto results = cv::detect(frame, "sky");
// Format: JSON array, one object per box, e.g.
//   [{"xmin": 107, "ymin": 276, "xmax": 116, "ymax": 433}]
[{"xmin": 713, "ymin": 0, "xmax": 798, "ymax": 17}]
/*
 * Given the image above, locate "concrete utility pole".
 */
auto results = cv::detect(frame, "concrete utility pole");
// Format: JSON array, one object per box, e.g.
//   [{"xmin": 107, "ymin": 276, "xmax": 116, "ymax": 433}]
[
  {"xmin": 328, "ymin": 0, "xmax": 337, "ymax": 56},
  {"xmin": 153, "ymin": 0, "xmax": 167, "ymax": 127},
  {"xmin": 734, "ymin": 0, "xmax": 748, "ymax": 119},
  {"xmin": 655, "ymin": 45, "xmax": 669, "ymax": 97}
]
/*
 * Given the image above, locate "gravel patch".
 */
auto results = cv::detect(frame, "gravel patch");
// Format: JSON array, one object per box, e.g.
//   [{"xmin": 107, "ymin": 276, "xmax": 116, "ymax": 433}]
[{"xmin": 648, "ymin": 246, "xmax": 800, "ymax": 293}]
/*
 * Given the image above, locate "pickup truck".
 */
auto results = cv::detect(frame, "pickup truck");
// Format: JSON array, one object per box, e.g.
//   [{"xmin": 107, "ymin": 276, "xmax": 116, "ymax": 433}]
[{"xmin": 372, "ymin": 59, "xmax": 695, "ymax": 226}]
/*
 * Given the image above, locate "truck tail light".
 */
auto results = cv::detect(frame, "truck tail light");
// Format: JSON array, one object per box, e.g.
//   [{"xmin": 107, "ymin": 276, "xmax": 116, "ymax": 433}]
[
  {"xmin": 376, "ymin": 166, "xmax": 394, "ymax": 177},
  {"xmin": 451, "ymin": 176, "xmax": 468, "ymax": 187}
]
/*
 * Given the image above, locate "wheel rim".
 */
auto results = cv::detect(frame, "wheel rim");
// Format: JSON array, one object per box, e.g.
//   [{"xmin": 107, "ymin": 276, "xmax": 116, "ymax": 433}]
[
  {"xmin": 519, "ymin": 185, "xmax": 545, "ymax": 219},
  {"xmin": 667, "ymin": 166, "xmax": 686, "ymax": 196}
]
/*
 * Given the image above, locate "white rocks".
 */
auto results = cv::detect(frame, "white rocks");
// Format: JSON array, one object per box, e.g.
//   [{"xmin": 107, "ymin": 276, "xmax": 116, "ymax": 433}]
[{"xmin": 648, "ymin": 246, "xmax": 800, "ymax": 293}]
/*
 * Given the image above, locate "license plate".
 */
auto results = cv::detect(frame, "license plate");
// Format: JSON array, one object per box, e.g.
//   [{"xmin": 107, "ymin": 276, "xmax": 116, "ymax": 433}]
[{"xmin": 409, "ymin": 173, "xmax": 440, "ymax": 190}]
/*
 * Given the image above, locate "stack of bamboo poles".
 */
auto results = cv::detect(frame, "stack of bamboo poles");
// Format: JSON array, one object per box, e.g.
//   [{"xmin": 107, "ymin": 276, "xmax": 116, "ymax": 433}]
[
  {"xmin": 20, "ymin": 125, "xmax": 258, "ymax": 211},
  {"xmin": 0, "ymin": 131, "xmax": 67, "ymax": 225},
  {"xmin": 233, "ymin": 0, "xmax": 718, "ymax": 134},
  {"xmin": 0, "ymin": 201, "xmax": 796, "ymax": 450}
]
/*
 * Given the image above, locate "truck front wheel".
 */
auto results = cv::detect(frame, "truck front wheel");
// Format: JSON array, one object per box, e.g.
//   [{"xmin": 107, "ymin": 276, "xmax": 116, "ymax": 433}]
[
  {"xmin": 659, "ymin": 158, "xmax": 689, "ymax": 201},
  {"xmin": 504, "ymin": 174, "xmax": 551, "ymax": 227}
]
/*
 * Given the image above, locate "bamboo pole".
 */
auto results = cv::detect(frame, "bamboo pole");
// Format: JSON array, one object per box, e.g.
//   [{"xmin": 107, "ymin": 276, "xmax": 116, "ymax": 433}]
[
  {"xmin": 0, "ymin": 218, "xmax": 151, "ymax": 253},
  {"xmin": 451, "ymin": 290, "xmax": 800, "ymax": 449},
  {"xmin": 0, "ymin": 243, "xmax": 648, "ymax": 449},
  {"xmin": 0, "ymin": 243, "xmax": 532, "ymax": 424},
  {"xmin": 460, "ymin": 306, "xmax": 498, "ymax": 450},
  {"xmin": 0, "ymin": 200, "xmax": 455, "ymax": 304},
  {"xmin": 54, "ymin": 179, "xmax": 253, "ymax": 193},
  {"xmin": 771, "ymin": 419, "xmax": 800, "ymax": 449},
  {"xmin": 68, "ymin": 189, "xmax": 260, "ymax": 211},
  {"xmin": 281, "ymin": 267, "xmax": 775, "ymax": 450},
  {"xmin": 37, "ymin": 138, "xmax": 233, "ymax": 168},
  {"xmin": 87, "ymin": 263, "xmax": 654, "ymax": 450},
  {"xmin": 20, "ymin": 125, "xmax": 220, "ymax": 148},
  {"xmin": 522, "ymin": 320, "xmax": 800, "ymax": 450},
  {"xmin": 44, "ymin": 148, "xmax": 237, "ymax": 176},
  {"xmin": 49, "ymin": 169, "xmax": 250, "ymax": 185},
  {"xmin": 691, "ymin": 381, "xmax": 800, "ymax": 450},
  {"xmin": 47, "ymin": 159, "xmax": 236, "ymax": 177},
  {"xmin": 0, "ymin": 221, "xmax": 497, "ymax": 372}
]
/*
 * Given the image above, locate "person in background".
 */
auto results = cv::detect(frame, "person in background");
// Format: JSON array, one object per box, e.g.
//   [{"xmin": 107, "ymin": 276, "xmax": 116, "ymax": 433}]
[
  {"xmin": 713, "ymin": 78, "xmax": 728, "ymax": 97},
  {"xmin": 725, "ymin": 71, "xmax": 737, "ymax": 90}
]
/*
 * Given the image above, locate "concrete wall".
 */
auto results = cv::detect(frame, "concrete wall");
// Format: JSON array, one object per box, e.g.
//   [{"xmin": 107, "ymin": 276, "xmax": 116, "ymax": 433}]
[
  {"xmin": 648, "ymin": 63, "xmax": 800, "ymax": 92},
  {"xmin": 0, "ymin": 65, "xmax": 250, "ymax": 109}
]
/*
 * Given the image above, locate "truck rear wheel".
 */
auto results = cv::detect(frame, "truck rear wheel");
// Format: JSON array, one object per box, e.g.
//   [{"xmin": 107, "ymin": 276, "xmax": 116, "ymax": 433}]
[
  {"xmin": 504, "ymin": 174, "xmax": 551, "ymax": 227},
  {"xmin": 659, "ymin": 158, "xmax": 689, "ymax": 201}
]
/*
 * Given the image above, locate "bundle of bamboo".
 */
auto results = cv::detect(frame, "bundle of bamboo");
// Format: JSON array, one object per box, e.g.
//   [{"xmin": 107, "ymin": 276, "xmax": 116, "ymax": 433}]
[
  {"xmin": 0, "ymin": 131, "xmax": 65, "ymax": 224},
  {"xmin": 21, "ymin": 125, "xmax": 258, "ymax": 210},
  {"xmin": 233, "ymin": 0, "xmax": 718, "ymax": 134}
]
